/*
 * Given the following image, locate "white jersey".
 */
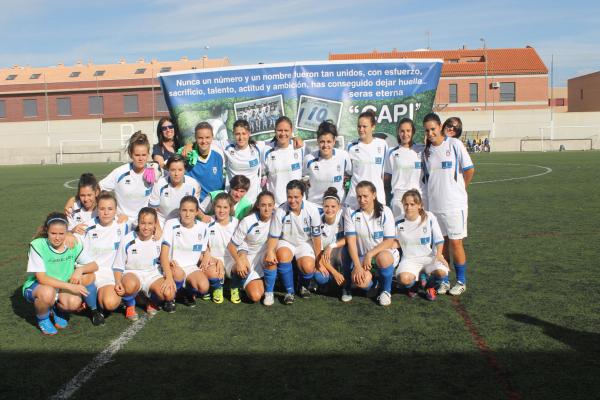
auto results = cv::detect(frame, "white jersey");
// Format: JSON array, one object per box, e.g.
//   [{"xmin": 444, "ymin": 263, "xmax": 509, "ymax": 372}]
[
  {"xmin": 80, "ymin": 218, "xmax": 129, "ymax": 276},
  {"xmin": 344, "ymin": 205, "xmax": 395, "ymax": 257},
  {"xmin": 222, "ymin": 142, "xmax": 266, "ymax": 203},
  {"xmin": 395, "ymin": 211, "xmax": 444, "ymax": 259},
  {"xmin": 384, "ymin": 144, "xmax": 425, "ymax": 198},
  {"xmin": 230, "ymin": 212, "xmax": 270, "ymax": 256},
  {"xmin": 263, "ymin": 142, "xmax": 305, "ymax": 205},
  {"xmin": 346, "ymin": 138, "xmax": 388, "ymax": 208},
  {"xmin": 320, "ymin": 209, "xmax": 344, "ymax": 249},
  {"xmin": 269, "ymin": 201, "xmax": 321, "ymax": 246},
  {"xmin": 100, "ymin": 163, "xmax": 153, "ymax": 221},
  {"xmin": 68, "ymin": 200, "xmax": 97, "ymax": 230},
  {"xmin": 113, "ymin": 231, "xmax": 161, "ymax": 273},
  {"xmin": 148, "ymin": 176, "xmax": 200, "ymax": 225},
  {"xmin": 422, "ymin": 137, "xmax": 474, "ymax": 212},
  {"xmin": 206, "ymin": 217, "xmax": 238, "ymax": 259},
  {"xmin": 161, "ymin": 218, "xmax": 209, "ymax": 268},
  {"xmin": 303, "ymin": 149, "xmax": 351, "ymax": 206}
]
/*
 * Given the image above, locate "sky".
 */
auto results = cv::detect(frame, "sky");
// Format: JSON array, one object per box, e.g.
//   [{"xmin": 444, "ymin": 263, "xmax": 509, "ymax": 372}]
[{"xmin": 1, "ymin": 0, "xmax": 598, "ymax": 86}]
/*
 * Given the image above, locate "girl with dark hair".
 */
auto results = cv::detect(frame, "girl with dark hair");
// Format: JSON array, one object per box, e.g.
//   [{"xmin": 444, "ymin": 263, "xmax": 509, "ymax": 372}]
[
  {"xmin": 22, "ymin": 213, "xmax": 98, "ymax": 335},
  {"xmin": 149, "ymin": 154, "xmax": 200, "ymax": 226},
  {"xmin": 384, "ymin": 118, "xmax": 425, "ymax": 218},
  {"xmin": 314, "ymin": 187, "xmax": 346, "ymax": 290},
  {"xmin": 442, "ymin": 117, "xmax": 463, "ymax": 139},
  {"xmin": 227, "ymin": 191, "xmax": 276, "ymax": 304},
  {"xmin": 264, "ymin": 180, "xmax": 322, "ymax": 305},
  {"xmin": 343, "ymin": 181, "xmax": 398, "ymax": 306},
  {"xmin": 395, "ymin": 190, "xmax": 448, "ymax": 301},
  {"xmin": 153, "ymin": 117, "xmax": 181, "ymax": 169},
  {"xmin": 263, "ymin": 117, "xmax": 306, "ymax": 205},
  {"xmin": 303, "ymin": 121, "xmax": 351, "ymax": 207},
  {"xmin": 345, "ymin": 110, "xmax": 388, "ymax": 209},
  {"xmin": 67, "ymin": 173, "xmax": 100, "ymax": 233},
  {"xmin": 421, "ymin": 113, "xmax": 474, "ymax": 296},
  {"xmin": 114, "ymin": 207, "xmax": 174, "ymax": 321}
]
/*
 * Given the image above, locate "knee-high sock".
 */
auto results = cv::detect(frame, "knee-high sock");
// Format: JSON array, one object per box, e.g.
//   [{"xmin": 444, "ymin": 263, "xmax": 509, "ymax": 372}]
[
  {"xmin": 263, "ymin": 268, "xmax": 277, "ymax": 293},
  {"xmin": 84, "ymin": 283, "xmax": 98, "ymax": 310},
  {"xmin": 175, "ymin": 280, "xmax": 184, "ymax": 290},
  {"xmin": 379, "ymin": 264, "xmax": 394, "ymax": 294},
  {"xmin": 299, "ymin": 271, "xmax": 314, "ymax": 289},
  {"xmin": 208, "ymin": 277, "xmax": 223, "ymax": 289},
  {"xmin": 231, "ymin": 274, "xmax": 244, "ymax": 290},
  {"xmin": 454, "ymin": 263, "xmax": 467, "ymax": 284},
  {"xmin": 314, "ymin": 271, "xmax": 331, "ymax": 286},
  {"xmin": 277, "ymin": 262, "xmax": 295, "ymax": 294},
  {"xmin": 123, "ymin": 294, "xmax": 137, "ymax": 307}
]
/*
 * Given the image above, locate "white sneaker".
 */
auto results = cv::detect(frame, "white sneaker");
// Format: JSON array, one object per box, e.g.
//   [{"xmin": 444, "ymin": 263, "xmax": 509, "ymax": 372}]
[
  {"xmin": 449, "ymin": 282, "xmax": 466, "ymax": 296},
  {"xmin": 437, "ymin": 281, "xmax": 451, "ymax": 295},
  {"xmin": 341, "ymin": 289, "xmax": 353, "ymax": 303},
  {"xmin": 378, "ymin": 291, "xmax": 392, "ymax": 306},
  {"xmin": 263, "ymin": 292, "xmax": 274, "ymax": 306}
]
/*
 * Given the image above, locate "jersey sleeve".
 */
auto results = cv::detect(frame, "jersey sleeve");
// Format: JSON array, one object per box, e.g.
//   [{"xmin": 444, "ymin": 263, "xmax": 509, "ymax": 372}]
[
  {"xmin": 342, "ymin": 151, "xmax": 352, "ymax": 176},
  {"xmin": 269, "ymin": 208, "xmax": 284, "ymax": 239},
  {"xmin": 199, "ymin": 196, "xmax": 212, "ymax": 214},
  {"xmin": 457, "ymin": 140, "xmax": 474, "ymax": 171},
  {"xmin": 308, "ymin": 205, "xmax": 322, "ymax": 237},
  {"xmin": 161, "ymin": 220, "xmax": 174, "ymax": 247},
  {"xmin": 26, "ymin": 247, "xmax": 46, "ymax": 273},
  {"xmin": 99, "ymin": 167, "xmax": 118, "ymax": 192},
  {"xmin": 76, "ymin": 247, "xmax": 94, "ymax": 265},
  {"xmin": 384, "ymin": 150, "xmax": 393, "ymax": 176},
  {"xmin": 343, "ymin": 208, "xmax": 357, "ymax": 236},
  {"xmin": 230, "ymin": 218, "xmax": 248, "ymax": 247},
  {"xmin": 190, "ymin": 177, "xmax": 201, "ymax": 200},
  {"xmin": 148, "ymin": 181, "xmax": 161, "ymax": 208},
  {"xmin": 302, "ymin": 154, "xmax": 312, "ymax": 178},
  {"xmin": 383, "ymin": 207, "xmax": 396, "ymax": 239},
  {"xmin": 112, "ymin": 237, "xmax": 128, "ymax": 272}
]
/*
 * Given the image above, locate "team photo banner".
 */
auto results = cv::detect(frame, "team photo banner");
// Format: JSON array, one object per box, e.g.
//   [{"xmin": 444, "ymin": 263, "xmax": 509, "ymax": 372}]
[{"xmin": 159, "ymin": 59, "xmax": 443, "ymax": 147}]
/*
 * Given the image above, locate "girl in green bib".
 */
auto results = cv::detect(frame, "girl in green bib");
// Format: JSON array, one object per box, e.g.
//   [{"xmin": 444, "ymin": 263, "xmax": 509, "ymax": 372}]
[{"xmin": 23, "ymin": 213, "xmax": 98, "ymax": 335}]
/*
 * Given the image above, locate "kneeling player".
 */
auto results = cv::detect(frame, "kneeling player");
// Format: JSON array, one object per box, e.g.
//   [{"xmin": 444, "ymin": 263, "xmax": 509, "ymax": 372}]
[{"xmin": 395, "ymin": 190, "xmax": 449, "ymax": 301}]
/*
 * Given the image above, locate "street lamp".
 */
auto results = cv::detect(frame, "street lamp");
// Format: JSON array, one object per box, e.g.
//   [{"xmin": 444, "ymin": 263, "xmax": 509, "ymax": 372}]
[{"xmin": 480, "ymin": 38, "xmax": 487, "ymax": 111}]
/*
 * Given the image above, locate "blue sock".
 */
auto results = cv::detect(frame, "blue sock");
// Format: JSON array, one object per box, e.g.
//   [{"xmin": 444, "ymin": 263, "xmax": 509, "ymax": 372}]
[
  {"xmin": 84, "ymin": 283, "xmax": 98, "ymax": 310},
  {"xmin": 36, "ymin": 311, "xmax": 50, "ymax": 321},
  {"xmin": 300, "ymin": 271, "xmax": 314, "ymax": 289},
  {"xmin": 454, "ymin": 263, "xmax": 467, "ymax": 284},
  {"xmin": 314, "ymin": 271, "xmax": 330, "ymax": 286},
  {"xmin": 379, "ymin": 265, "xmax": 394, "ymax": 294},
  {"xmin": 208, "ymin": 277, "xmax": 222, "ymax": 289},
  {"xmin": 150, "ymin": 292, "xmax": 162, "ymax": 305},
  {"xmin": 434, "ymin": 276, "xmax": 445, "ymax": 286},
  {"xmin": 123, "ymin": 294, "xmax": 136, "ymax": 307},
  {"xmin": 277, "ymin": 262, "xmax": 295, "ymax": 294},
  {"xmin": 175, "ymin": 280, "xmax": 184, "ymax": 290},
  {"xmin": 232, "ymin": 274, "xmax": 244, "ymax": 289},
  {"xmin": 263, "ymin": 268, "xmax": 277, "ymax": 292},
  {"xmin": 443, "ymin": 275, "xmax": 450, "ymax": 284},
  {"xmin": 342, "ymin": 261, "xmax": 353, "ymax": 290}
]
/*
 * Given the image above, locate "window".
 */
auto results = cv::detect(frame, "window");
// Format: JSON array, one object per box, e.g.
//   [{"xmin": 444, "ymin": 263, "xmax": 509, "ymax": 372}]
[
  {"xmin": 159, "ymin": 66, "xmax": 171, "ymax": 73},
  {"xmin": 69, "ymin": 71, "xmax": 81, "ymax": 78},
  {"xmin": 469, "ymin": 83, "xmax": 478, "ymax": 102},
  {"xmin": 499, "ymin": 82, "xmax": 516, "ymax": 102},
  {"xmin": 57, "ymin": 97, "xmax": 71, "ymax": 116},
  {"xmin": 30, "ymin": 73, "xmax": 41, "ymax": 80},
  {"xmin": 156, "ymin": 93, "xmax": 168, "ymax": 112},
  {"xmin": 449, "ymin": 83, "xmax": 458, "ymax": 103},
  {"xmin": 94, "ymin": 70, "xmax": 105, "ymax": 77},
  {"xmin": 124, "ymin": 94, "xmax": 139, "ymax": 113},
  {"xmin": 0, "ymin": 100, "xmax": 5, "ymax": 118},
  {"xmin": 89, "ymin": 96, "xmax": 104, "ymax": 115},
  {"xmin": 23, "ymin": 99, "xmax": 37, "ymax": 117},
  {"xmin": 135, "ymin": 68, "xmax": 146, "ymax": 74},
  {"xmin": 580, "ymin": 89, "xmax": 584, "ymax": 100},
  {"xmin": 6, "ymin": 74, "xmax": 17, "ymax": 81}
]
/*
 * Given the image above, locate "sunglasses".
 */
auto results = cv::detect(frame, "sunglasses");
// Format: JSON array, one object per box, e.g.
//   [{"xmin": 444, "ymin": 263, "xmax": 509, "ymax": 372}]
[
  {"xmin": 446, "ymin": 125, "xmax": 458, "ymax": 130},
  {"xmin": 161, "ymin": 125, "xmax": 175, "ymax": 131}
]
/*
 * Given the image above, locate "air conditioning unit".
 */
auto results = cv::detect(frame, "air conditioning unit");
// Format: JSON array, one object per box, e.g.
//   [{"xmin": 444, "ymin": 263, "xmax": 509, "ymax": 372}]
[{"xmin": 490, "ymin": 82, "xmax": 500, "ymax": 89}]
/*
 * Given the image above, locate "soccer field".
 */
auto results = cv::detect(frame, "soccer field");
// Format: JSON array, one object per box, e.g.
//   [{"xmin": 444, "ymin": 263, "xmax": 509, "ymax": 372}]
[{"xmin": 1, "ymin": 151, "xmax": 599, "ymax": 400}]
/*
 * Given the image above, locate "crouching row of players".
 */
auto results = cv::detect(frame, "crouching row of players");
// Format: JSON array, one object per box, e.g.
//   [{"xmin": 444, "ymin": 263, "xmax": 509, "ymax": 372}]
[{"xmin": 23, "ymin": 180, "xmax": 448, "ymax": 335}]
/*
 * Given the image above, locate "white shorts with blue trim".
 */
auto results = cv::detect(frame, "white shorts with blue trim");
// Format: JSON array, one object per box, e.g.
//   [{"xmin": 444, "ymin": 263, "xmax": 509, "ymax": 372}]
[
  {"xmin": 396, "ymin": 255, "xmax": 449, "ymax": 278},
  {"xmin": 124, "ymin": 269, "xmax": 163, "ymax": 297},
  {"xmin": 276, "ymin": 239, "xmax": 315, "ymax": 260},
  {"xmin": 434, "ymin": 209, "xmax": 468, "ymax": 240}
]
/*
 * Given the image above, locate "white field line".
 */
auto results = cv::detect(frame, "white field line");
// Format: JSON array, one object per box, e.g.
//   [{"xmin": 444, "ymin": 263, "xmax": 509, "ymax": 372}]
[
  {"xmin": 471, "ymin": 163, "xmax": 552, "ymax": 185},
  {"xmin": 49, "ymin": 314, "xmax": 152, "ymax": 400},
  {"xmin": 63, "ymin": 179, "xmax": 79, "ymax": 190}
]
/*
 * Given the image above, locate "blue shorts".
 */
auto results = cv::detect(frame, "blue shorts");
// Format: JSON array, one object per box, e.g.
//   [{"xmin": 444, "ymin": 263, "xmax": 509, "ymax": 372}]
[{"xmin": 23, "ymin": 282, "xmax": 58, "ymax": 303}]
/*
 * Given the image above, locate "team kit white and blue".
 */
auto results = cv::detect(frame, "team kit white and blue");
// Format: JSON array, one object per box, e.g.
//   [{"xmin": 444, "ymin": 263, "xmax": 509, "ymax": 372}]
[
  {"xmin": 345, "ymin": 137, "xmax": 388, "ymax": 209},
  {"xmin": 263, "ymin": 142, "xmax": 305, "ymax": 206},
  {"xmin": 185, "ymin": 145, "xmax": 225, "ymax": 202},
  {"xmin": 205, "ymin": 217, "xmax": 239, "ymax": 291},
  {"xmin": 149, "ymin": 176, "xmax": 200, "ymax": 225},
  {"xmin": 302, "ymin": 149, "xmax": 351, "ymax": 207},
  {"xmin": 313, "ymin": 209, "xmax": 345, "ymax": 286},
  {"xmin": 229, "ymin": 212, "xmax": 271, "ymax": 289},
  {"xmin": 384, "ymin": 143, "xmax": 425, "ymax": 218},
  {"xmin": 100, "ymin": 163, "xmax": 153, "ymax": 223}
]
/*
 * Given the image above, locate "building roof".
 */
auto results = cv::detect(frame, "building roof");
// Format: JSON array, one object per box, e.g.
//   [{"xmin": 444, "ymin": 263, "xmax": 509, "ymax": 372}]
[
  {"xmin": 0, "ymin": 56, "xmax": 231, "ymax": 85},
  {"xmin": 329, "ymin": 47, "xmax": 548, "ymax": 77}
]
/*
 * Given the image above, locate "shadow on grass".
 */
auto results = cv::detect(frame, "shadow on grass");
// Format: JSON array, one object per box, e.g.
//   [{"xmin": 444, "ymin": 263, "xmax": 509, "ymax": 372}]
[{"xmin": 10, "ymin": 286, "xmax": 37, "ymax": 327}]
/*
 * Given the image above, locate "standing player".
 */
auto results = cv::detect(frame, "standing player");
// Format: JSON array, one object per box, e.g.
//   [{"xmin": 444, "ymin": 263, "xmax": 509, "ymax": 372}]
[
  {"xmin": 264, "ymin": 180, "xmax": 322, "ymax": 305},
  {"xmin": 22, "ymin": 213, "xmax": 98, "ymax": 335},
  {"xmin": 345, "ymin": 110, "xmax": 388, "ymax": 209},
  {"xmin": 79, "ymin": 192, "xmax": 129, "ymax": 323},
  {"xmin": 343, "ymin": 181, "xmax": 398, "ymax": 306},
  {"xmin": 303, "ymin": 121, "xmax": 351, "ymax": 208},
  {"xmin": 395, "ymin": 190, "xmax": 449, "ymax": 301},
  {"xmin": 384, "ymin": 118, "xmax": 425, "ymax": 219},
  {"xmin": 227, "ymin": 191, "xmax": 276, "ymax": 305},
  {"xmin": 160, "ymin": 196, "xmax": 211, "ymax": 309},
  {"xmin": 421, "ymin": 113, "xmax": 474, "ymax": 296},
  {"xmin": 113, "ymin": 208, "xmax": 176, "ymax": 320},
  {"xmin": 67, "ymin": 173, "xmax": 100, "ymax": 233},
  {"xmin": 263, "ymin": 116, "xmax": 305, "ymax": 205},
  {"xmin": 204, "ymin": 193, "xmax": 239, "ymax": 304},
  {"xmin": 149, "ymin": 154, "xmax": 200, "ymax": 226}
]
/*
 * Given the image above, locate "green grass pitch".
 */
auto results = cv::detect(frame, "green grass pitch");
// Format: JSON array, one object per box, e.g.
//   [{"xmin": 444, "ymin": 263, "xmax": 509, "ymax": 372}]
[{"xmin": 1, "ymin": 151, "xmax": 599, "ymax": 399}]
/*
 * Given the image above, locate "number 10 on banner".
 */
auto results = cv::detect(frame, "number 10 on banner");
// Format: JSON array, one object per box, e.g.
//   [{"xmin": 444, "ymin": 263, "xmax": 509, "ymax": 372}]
[{"xmin": 296, "ymin": 95, "xmax": 343, "ymax": 132}]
